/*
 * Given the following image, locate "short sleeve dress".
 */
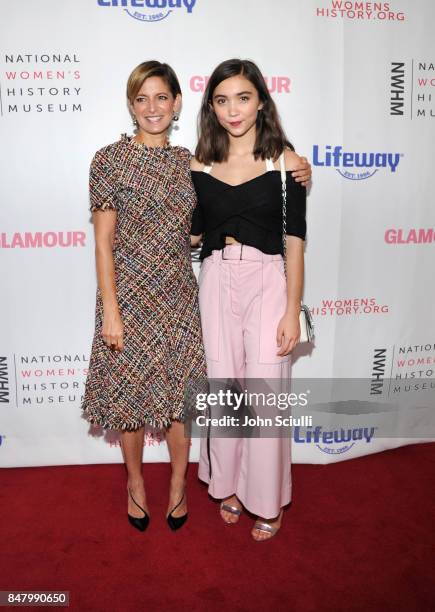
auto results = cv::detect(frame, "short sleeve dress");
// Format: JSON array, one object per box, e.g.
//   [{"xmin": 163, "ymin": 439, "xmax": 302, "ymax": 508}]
[{"xmin": 82, "ymin": 134, "xmax": 206, "ymax": 431}]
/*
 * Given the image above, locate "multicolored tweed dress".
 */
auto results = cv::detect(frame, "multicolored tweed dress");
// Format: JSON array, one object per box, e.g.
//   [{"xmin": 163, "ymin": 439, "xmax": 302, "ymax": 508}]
[{"xmin": 82, "ymin": 134, "xmax": 206, "ymax": 431}]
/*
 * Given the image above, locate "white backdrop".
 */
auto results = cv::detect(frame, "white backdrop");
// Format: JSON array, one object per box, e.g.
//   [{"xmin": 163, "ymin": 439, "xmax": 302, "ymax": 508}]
[{"xmin": 1, "ymin": 0, "xmax": 434, "ymax": 466}]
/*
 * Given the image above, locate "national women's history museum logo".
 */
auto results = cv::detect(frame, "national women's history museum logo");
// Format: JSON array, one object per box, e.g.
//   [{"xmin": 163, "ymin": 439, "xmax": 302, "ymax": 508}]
[
  {"xmin": 312, "ymin": 145, "xmax": 403, "ymax": 180},
  {"xmin": 97, "ymin": 0, "xmax": 197, "ymax": 22},
  {"xmin": 293, "ymin": 425, "xmax": 376, "ymax": 455},
  {"xmin": 15, "ymin": 353, "xmax": 89, "ymax": 407},
  {"xmin": 389, "ymin": 60, "xmax": 435, "ymax": 120},
  {"xmin": 1, "ymin": 53, "xmax": 82, "ymax": 116},
  {"xmin": 375, "ymin": 342, "xmax": 435, "ymax": 384},
  {"xmin": 367, "ymin": 343, "xmax": 435, "ymax": 399}
]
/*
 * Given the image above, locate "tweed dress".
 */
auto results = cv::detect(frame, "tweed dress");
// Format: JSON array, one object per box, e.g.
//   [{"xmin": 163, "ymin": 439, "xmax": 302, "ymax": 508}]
[{"xmin": 82, "ymin": 134, "xmax": 206, "ymax": 431}]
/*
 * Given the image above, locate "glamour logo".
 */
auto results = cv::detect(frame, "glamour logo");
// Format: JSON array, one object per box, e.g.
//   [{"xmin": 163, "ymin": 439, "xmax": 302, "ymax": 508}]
[
  {"xmin": 97, "ymin": 0, "xmax": 196, "ymax": 22},
  {"xmin": 385, "ymin": 228, "xmax": 435, "ymax": 244},
  {"xmin": 189, "ymin": 75, "xmax": 291, "ymax": 94},
  {"xmin": 293, "ymin": 425, "xmax": 376, "ymax": 454},
  {"xmin": 0, "ymin": 231, "xmax": 86, "ymax": 248},
  {"xmin": 313, "ymin": 145, "xmax": 402, "ymax": 180}
]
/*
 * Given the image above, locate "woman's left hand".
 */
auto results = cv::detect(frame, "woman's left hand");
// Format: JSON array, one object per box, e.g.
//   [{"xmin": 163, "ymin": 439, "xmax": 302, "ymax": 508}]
[
  {"xmin": 276, "ymin": 311, "xmax": 301, "ymax": 356},
  {"xmin": 291, "ymin": 156, "xmax": 312, "ymax": 187}
]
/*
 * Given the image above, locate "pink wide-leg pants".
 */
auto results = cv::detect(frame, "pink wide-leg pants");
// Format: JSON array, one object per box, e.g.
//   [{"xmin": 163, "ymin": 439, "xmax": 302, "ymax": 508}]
[{"xmin": 197, "ymin": 244, "xmax": 292, "ymax": 518}]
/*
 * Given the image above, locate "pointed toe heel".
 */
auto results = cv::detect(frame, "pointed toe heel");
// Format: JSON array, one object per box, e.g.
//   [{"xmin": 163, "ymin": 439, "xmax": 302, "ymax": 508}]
[
  {"xmin": 128, "ymin": 513, "xmax": 150, "ymax": 532},
  {"xmin": 127, "ymin": 488, "xmax": 150, "ymax": 532},
  {"xmin": 167, "ymin": 511, "xmax": 188, "ymax": 531},
  {"xmin": 167, "ymin": 492, "xmax": 188, "ymax": 531}
]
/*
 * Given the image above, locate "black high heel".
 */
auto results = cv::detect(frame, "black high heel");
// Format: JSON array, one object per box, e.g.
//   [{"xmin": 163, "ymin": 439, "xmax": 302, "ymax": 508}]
[
  {"xmin": 127, "ymin": 488, "xmax": 150, "ymax": 532},
  {"xmin": 167, "ymin": 492, "xmax": 188, "ymax": 531}
]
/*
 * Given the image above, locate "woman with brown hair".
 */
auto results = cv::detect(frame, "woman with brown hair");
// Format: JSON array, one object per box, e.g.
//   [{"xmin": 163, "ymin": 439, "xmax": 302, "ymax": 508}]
[
  {"xmin": 81, "ymin": 60, "xmax": 206, "ymax": 532},
  {"xmin": 191, "ymin": 59, "xmax": 308, "ymax": 541},
  {"xmin": 82, "ymin": 59, "xmax": 311, "ymax": 533}
]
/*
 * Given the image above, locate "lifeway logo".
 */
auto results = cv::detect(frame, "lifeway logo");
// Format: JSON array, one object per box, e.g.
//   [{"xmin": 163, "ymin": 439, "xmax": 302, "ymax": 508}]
[
  {"xmin": 313, "ymin": 145, "xmax": 402, "ymax": 180},
  {"xmin": 294, "ymin": 425, "xmax": 376, "ymax": 454},
  {"xmin": 97, "ymin": 0, "xmax": 197, "ymax": 22}
]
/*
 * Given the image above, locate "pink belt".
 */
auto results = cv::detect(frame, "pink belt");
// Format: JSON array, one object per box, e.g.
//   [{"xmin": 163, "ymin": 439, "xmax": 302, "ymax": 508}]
[{"xmin": 211, "ymin": 244, "xmax": 282, "ymax": 262}]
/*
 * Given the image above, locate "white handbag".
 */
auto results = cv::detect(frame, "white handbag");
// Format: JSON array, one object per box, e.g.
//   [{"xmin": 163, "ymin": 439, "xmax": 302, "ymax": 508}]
[{"xmin": 279, "ymin": 153, "xmax": 314, "ymax": 343}]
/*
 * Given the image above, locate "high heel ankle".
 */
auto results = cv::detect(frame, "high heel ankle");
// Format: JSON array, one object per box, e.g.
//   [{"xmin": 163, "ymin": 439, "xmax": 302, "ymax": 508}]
[
  {"xmin": 127, "ymin": 488, "xmax": 150, "ymax": 532},
  {"xmin": 167, "ymin": 491, "xmax": 188, "ymax": 531}
]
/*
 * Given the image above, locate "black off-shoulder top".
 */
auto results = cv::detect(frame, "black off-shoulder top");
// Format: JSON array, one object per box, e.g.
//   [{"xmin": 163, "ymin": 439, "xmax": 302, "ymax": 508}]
[{"xmin": 190, "ymin": 170, "xmax": 306, "ymax": 260}]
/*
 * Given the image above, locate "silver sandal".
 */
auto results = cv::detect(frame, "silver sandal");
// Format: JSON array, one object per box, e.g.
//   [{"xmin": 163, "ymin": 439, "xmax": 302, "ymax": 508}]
[
  {"xmin": 252, "ymin": 511, "xmax": 283, "ymax": 541},
  {"xmin": 252, "ymin": 521, "xmax": 279, "ymax": 538},
  {"xmin": 220, "ymin": 501, "xmax": 242, "ymax": 524}
]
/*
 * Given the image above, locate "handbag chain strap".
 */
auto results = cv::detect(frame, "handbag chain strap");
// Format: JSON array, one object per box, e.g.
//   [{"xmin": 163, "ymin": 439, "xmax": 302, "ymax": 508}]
[
  {"xmin": 279, "ymin": 152, "xmax": 288, "ymax": 276},
  {"xmin": 278, "ymin": 153, "xmax": 314, "ymax": 340}
]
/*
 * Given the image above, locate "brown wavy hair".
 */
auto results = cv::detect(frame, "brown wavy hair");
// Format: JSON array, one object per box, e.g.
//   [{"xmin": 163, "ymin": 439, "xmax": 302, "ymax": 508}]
[{"xmin": 195, "ymin": 59, "xmax": 293, "ymax": 164}]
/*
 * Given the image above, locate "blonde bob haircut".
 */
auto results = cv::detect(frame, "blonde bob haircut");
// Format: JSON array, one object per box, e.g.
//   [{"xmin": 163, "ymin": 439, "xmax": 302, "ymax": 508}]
[{"xmin": 126, "ymin": 60, "xmax": 182, "ymax": 104}]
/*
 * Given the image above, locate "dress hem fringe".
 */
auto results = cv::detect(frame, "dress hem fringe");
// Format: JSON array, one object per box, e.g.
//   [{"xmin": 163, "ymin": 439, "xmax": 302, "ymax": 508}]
[{"xmin": 82, "ymin": 410, "xmax": 185, "ymax": 432}]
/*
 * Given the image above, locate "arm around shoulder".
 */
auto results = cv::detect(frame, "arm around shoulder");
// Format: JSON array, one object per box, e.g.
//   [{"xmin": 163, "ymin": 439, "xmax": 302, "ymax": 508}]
[
  {"xmin": 283, "ymin": 148, "xmax": 302, "ymax": 172},
  {"xmin": 190, "ymin": 156, "xmax": 204, "ymax": 171},
  {"xmin": 284, "ymin": 147, "xmax": 312, "ymax": 186}
]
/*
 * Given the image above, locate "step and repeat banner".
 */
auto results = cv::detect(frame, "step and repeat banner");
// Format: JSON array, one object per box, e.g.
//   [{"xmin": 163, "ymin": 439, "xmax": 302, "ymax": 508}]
[{"xmin": 1, "ymin": 1, "xmax": 434, "ymax": 466}]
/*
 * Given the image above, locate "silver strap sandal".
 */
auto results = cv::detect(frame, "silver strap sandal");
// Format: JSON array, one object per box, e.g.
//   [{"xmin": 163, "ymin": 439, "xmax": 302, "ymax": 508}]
[
  {"xmin": 220, "ymin": 501, "xmax": 242, "ymax": 524},
  {"xmin": 252, "ymin": 520, "xmax": 279, "ymax": 540}
]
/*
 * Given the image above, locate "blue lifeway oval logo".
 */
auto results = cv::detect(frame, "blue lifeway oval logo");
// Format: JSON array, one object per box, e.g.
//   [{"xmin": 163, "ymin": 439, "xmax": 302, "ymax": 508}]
[
  {"xmin": 313, "ymin": 145, "xmax": 402, "ymax": 180},
  {"xmin": 294, "ymin": 425, "xmax": 376, "ymax": 454},
  {"xmin": 97, "ymin": 0, "xmax": 197, "ymax": 22}
]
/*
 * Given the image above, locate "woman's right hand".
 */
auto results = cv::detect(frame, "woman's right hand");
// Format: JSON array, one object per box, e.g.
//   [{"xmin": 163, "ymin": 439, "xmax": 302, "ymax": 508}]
[{"xmin": 102, "ymin": 309, "xmax": 124, "ymax": 352}]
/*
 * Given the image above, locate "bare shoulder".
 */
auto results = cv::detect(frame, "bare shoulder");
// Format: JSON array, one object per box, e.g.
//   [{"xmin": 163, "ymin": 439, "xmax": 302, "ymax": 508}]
[
  {"xmin": 283, "ymin": 148, "xmax": 302, "ymax": 171},
  {"xmin": 190, "ymin": 156, "xmax": 204, "ymax": 171}
]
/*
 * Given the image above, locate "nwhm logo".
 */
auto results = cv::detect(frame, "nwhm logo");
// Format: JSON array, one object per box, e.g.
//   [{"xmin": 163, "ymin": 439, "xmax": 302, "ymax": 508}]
[
  {"xmin": 0, "ymin": 357, "xmax": 10, "ymax": 403},
  {"xmin": 390, "ymin": 62, "xmax": 405, "ymax": 116}
]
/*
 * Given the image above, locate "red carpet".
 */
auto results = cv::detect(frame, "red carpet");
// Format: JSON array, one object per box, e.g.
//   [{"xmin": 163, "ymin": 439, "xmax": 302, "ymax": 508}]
[{"xmin": 1, "ymin": 443, "xmax": 434, "ymax": 612}]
